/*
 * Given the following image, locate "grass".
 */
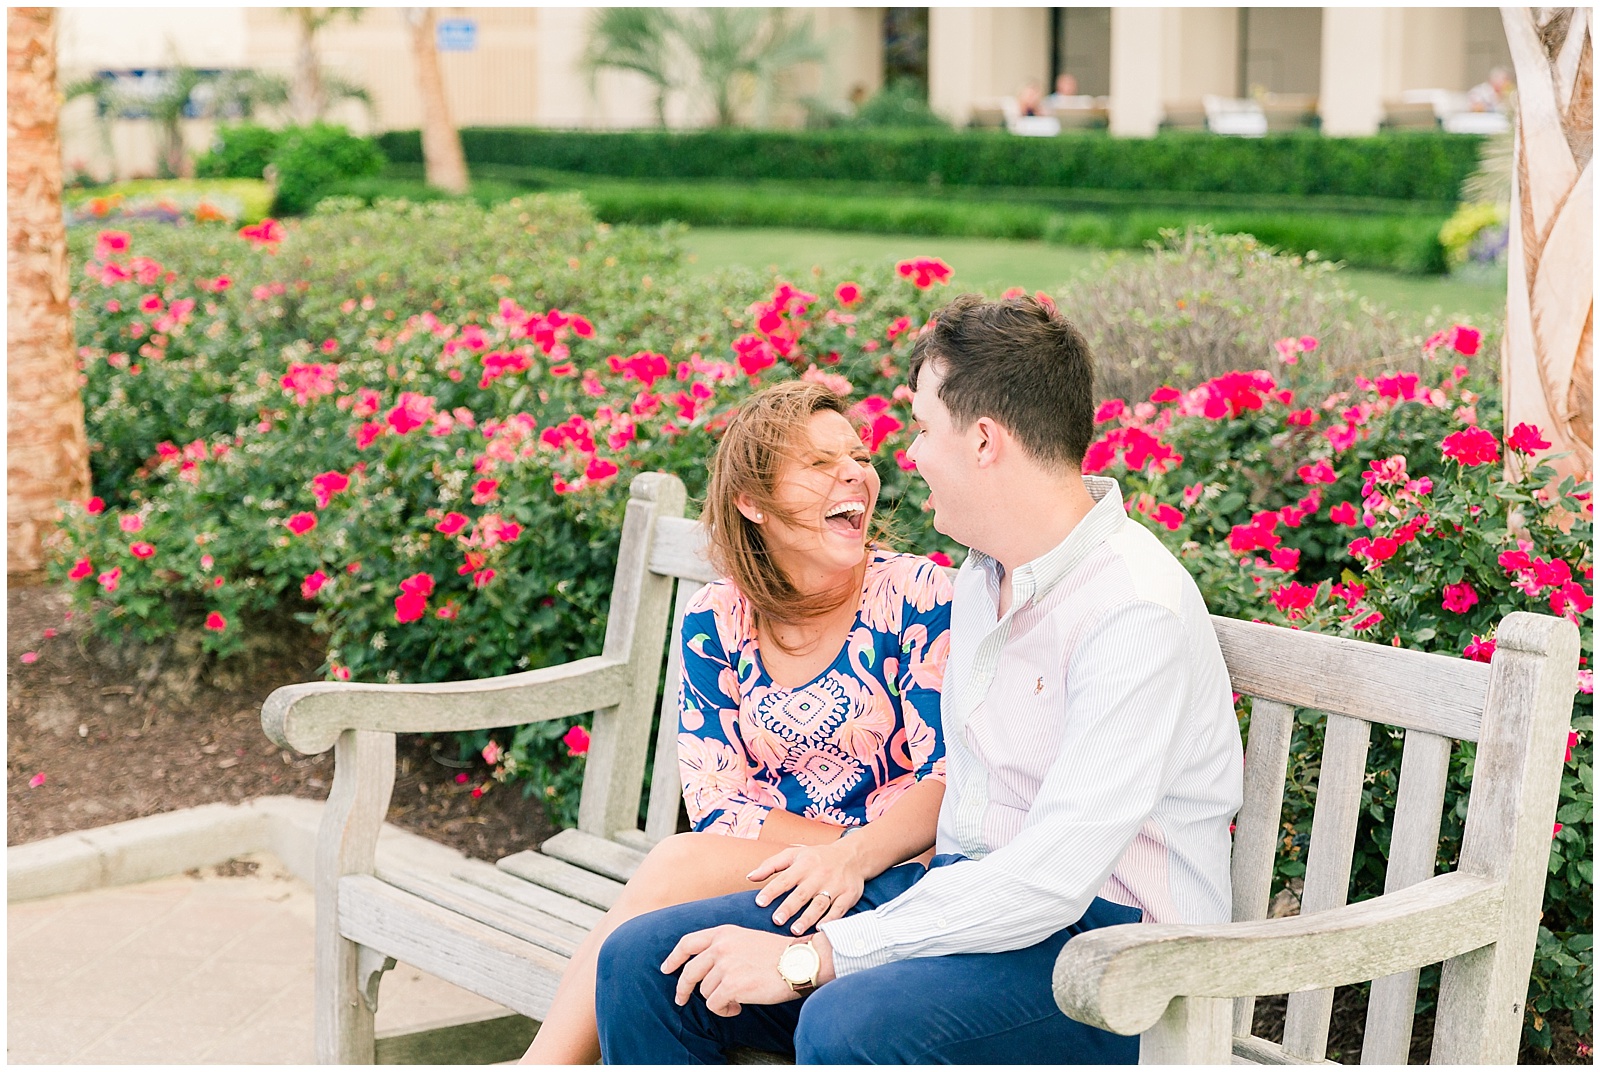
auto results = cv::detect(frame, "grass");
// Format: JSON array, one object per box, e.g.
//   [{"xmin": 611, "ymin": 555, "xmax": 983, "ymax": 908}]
[{"xmin": 681, "ymin": 226, "xmax": 1507, "ymax": 326}]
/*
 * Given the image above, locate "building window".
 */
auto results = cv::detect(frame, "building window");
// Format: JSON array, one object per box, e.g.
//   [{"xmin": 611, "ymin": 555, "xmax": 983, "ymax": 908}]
[
  {"xmin": 1051, "ymin": 7, "xmax": 1110, "ymax": 97},
  {"xmin": 883, "ymin": 8, "xmax": 929, "ymax": 96}
]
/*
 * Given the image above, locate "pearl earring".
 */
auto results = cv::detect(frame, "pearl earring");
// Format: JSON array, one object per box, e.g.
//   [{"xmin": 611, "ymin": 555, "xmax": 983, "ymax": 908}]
[{"xmin": 754, "ymin": 512, "xmax": 764, "ymax": 522}]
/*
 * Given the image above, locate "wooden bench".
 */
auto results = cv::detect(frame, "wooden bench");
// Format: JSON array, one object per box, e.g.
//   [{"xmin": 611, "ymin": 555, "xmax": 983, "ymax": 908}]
[{"xmin": 262, "ymin": 472, "xmax": 1579, "ymax": 1064}]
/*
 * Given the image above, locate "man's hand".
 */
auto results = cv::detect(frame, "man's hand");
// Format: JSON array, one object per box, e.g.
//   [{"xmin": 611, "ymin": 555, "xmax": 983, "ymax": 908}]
[{"xmin": 661, "ymin": 926, "xmax": 836, "ymax": 1017}]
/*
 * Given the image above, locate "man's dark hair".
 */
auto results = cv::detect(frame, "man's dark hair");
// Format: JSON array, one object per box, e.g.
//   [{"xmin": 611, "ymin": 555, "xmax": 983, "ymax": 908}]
[{"xmin": 908, "ymin": 293, "xmax": 1095, "ymax": 468}]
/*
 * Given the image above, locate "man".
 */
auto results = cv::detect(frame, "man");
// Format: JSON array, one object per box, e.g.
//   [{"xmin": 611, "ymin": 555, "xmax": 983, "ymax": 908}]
[{"xmin": 595, "ymin": 294, "xmax": 1244, "ymax": 1063}]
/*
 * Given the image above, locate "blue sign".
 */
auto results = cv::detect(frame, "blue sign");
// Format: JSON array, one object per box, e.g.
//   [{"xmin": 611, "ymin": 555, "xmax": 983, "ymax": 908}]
[{"xmin": 436, "ymin": 18, "xmax": 477, "ymax": 52}]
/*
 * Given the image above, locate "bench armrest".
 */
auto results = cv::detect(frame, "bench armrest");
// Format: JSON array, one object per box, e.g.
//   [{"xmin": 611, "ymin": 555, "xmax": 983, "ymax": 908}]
[
  {"xmin": 1053, "ymin": 871, "xmax": 1505, "ymax": 1036},
  {"xmin": 262, "ymin": 655, "xmax": 631, "ymax": 755}
]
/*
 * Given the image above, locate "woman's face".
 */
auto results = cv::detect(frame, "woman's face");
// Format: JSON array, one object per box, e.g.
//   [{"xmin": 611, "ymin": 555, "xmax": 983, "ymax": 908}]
[{"xmin": 747, "ymin": 409, "xmax": 881, "ymax": 583}]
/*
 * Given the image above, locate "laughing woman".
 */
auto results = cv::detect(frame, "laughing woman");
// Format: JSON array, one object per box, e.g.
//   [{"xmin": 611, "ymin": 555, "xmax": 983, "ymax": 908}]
[{"xmin": 521, "ymin": 381, "xmax": 951, "ymax": 1063}]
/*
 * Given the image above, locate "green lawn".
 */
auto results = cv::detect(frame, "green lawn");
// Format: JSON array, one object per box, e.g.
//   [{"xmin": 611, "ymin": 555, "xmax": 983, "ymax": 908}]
[{"xmin": 681, "ymin": 227, "xmax": 1506, "ymax": 326}]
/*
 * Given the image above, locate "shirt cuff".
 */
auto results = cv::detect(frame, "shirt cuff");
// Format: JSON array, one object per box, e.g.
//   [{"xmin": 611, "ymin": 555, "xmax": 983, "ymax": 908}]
[{"xmin": 819, "ymin": 912, "xmax": 894, "ymax": 977}]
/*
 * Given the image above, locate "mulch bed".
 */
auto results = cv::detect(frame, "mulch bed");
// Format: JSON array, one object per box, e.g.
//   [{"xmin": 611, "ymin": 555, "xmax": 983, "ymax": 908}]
[
  {"xmin": 7, "ymin": 576, "xmax": 554, "ymax": 861},
  {"xmin": 7, "ymin": 576, "xmax": 1583, "ymax": 1062}
]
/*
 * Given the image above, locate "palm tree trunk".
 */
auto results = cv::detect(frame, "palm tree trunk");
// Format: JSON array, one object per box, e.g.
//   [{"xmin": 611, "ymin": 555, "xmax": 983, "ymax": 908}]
[
  {"xmin": 405, "ymin": 8, "xmax": 469, "ymax": 195},
  {"xmin": 1501, "ymin": 7, "xmax": 1592, "ymax": 487},
  {"xmin": 292, "ymin": 8, "xmax": 327, "ymax": 123},
  {"xmin": 7, "ymin": 8, "xmax": 91, "ymax": 573}
]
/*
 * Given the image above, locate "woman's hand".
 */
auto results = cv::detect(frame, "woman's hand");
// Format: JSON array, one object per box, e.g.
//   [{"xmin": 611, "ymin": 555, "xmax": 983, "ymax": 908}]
[{"xmin": 747, "ymin": 834, "xmax": 867, "ymax": 936}]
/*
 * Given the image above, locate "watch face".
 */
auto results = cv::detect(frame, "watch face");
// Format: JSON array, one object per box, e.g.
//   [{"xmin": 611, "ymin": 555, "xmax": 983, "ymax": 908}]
[{"xmin": 779, "ymin": 942, "xmax": 820, "ymax": 985}]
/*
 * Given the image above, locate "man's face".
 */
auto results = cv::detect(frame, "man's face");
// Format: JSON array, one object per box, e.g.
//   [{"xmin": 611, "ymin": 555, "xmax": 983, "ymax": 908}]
[{"xmin": 906, "ymin": 361, "xmax": 976, "ymax": 543}]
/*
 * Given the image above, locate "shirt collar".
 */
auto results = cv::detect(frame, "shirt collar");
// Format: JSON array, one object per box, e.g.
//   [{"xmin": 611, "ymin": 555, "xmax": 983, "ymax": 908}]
[{"xmin": 964, "ymin": 476, "xmax": 1127, "ymax": 607}]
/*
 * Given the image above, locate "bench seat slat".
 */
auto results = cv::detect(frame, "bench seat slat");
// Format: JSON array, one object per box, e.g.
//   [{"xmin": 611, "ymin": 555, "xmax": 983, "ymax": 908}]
[
  {"xmin": 1213, "ymin": 618, "xmax": 1488, "ymax": 741},
  {"xmin": 542, "ymin": 828, "xmax": 648, "ymax": 882},
  {"xmin": 450, "ymin": 862, "xmax": 606, "ymax": 929},
  {"xmin": 497, "ymin": 849, "xmax": 626, "ymax": 910},
  {"xmin": 339, "ymin": 874, "xmax": 566, "ymax": 1021},
  {"xmin": 375, "ymin": 866, "xmax": 588, "ymax": 958}
]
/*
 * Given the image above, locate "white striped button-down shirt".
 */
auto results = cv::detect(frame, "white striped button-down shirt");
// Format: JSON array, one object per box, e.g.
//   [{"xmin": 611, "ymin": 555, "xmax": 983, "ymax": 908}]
[{"xmin": 821, "ymin": 476, "xmax": 1244, "ymax": 975}]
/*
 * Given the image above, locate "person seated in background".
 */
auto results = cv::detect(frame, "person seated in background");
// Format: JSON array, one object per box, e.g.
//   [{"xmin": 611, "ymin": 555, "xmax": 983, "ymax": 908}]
[
  {"xmin": 1468, "ymin": 66, "xmax": 1514, "ymax": 113},
  {"xmin": 1046, "ymin": 71, "xmax": 1081, "ymax": 109},
  {"xmin": 1016, "ymin": 81, "xmax": 1046, "ymax": 117}
]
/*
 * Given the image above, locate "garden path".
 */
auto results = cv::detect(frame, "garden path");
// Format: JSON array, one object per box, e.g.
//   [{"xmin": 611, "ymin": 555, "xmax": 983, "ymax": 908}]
[{"xmin": 6, "ymin": 852, "xmax": 507, "ymax": 1063}]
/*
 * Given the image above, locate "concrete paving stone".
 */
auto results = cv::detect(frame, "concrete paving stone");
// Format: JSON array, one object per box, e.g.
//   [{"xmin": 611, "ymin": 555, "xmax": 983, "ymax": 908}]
[
  {"xmin": 136, "ymin": 962, "xmax": 307, "ymax": 1027},
  {"xmin": 7, "ymin": 940, "xmax": 114, "ymax": 982},
  {"xmin": 5, "ymin": 1014, "xmax": 122, "ymax": 1063},
  {"xmin": 228, "ymin": 914, "xmax": 315, "ymax": 964},
  {"xmin": 197, "ymin": 1012, "xmax": 316, "ymax": 1064},
  {"xmin": 112, "ymin": 917, "xmax": 253, "ymax": 961},
  {"xmin": 11, "ymin": 956, "xmax": 186, "ymax": 1020},
  {"xmin": 71, "ymin": 1018, "xmax": 239, "ymax": 1064}
]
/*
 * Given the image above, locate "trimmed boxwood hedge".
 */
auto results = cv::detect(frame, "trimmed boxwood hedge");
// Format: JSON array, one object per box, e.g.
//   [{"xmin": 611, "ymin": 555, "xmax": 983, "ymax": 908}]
[{"xmin": 375, "ymin": 127, "xmax": 1482, "ymax": 204}]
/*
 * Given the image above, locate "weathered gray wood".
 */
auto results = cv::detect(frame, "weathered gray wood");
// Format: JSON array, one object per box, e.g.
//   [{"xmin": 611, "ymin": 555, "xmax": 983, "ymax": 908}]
[
  {"xmin": 649, "ymin": 515, "xmax": 717, "ymax": 583},
  {"xmin": 374, "ymin": 866, "xmax": 588, "ymax": 958},
  {"xmin": 449, "ymin": 861, "xmax": 605, "ymax": 930},
  {"xmin": 1360, "ymin": 729, "xmax": 1452, "ymax": 1065},
  {"xmin": 339, "ymin": 874, "xmax": 568, "ymax": 1021},
  {"xmin": 645, "ymin": 580, "xmax": 702, "ymax": 844},
  {"xmin": 1432, "ymin": 612, "xmax": 1580, "ymax": 1064},
  {"xmin": 1141, "ymin": 995, "xmax": 1232, "ymax": 1063},
  {"xmin": 1053, "ymin": 871, "xmax": 1503, "ymax": 1038},
  {"xmin": 1231, "ymin": 699, "xmax": 1296, "ymax": 1039},
  {"xmin": 374, "ymin": 1011, "xmax": 539, "ymax": 1065},
  {"xmin": 496, "ymin": 849, "xmax": 625, "ymax": 910},
  {"xmin": 1283, "ymin": 713, "xmax": 1372, "ymax": 1061},
  {"xmin": 316, "ymin": 730, "xmax": 396, "ymax": 1064},
  {"xmin": 262, "ymin": 656, "xmax": 629, "ymax": 756},
  {"xmin": 612, "ymin": 828, "xmax": 655, "ymax": 853},
  {"xmin": 1211, "ymin": 618, "xmax": 1489, "ymax": 741},
  {"xmin": 541, "ymin": 827, "xmax": 647, "ymax": 883},
  {"xmin": 1231, "ymin": 1036, "xmax": 1340, "ymax": 1065},
  {"xmin": 579, "ymin": 472, "xmax": 687, "ymax": 839}
]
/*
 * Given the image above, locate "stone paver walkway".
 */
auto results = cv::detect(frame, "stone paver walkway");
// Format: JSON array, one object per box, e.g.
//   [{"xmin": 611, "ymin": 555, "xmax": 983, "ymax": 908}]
[{"xmin": 7, "ymin": 852, "xmax": 510, "ymax": 1064}]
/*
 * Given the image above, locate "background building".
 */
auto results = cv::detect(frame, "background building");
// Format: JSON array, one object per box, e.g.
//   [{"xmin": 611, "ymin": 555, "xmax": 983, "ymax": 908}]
[{"xmin": 57, "ymin": 7, "xmax": 1514, "ymax": 181}]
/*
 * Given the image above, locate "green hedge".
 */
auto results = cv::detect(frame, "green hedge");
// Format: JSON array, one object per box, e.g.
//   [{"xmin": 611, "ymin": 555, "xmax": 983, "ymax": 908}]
[
  {"xmin": 375, "ymin": 127, "xmax": 1482, "ymax": 204},
  {"xmin": 351, "ymin": 168, "xmax": 1447, "ymax": 274}
]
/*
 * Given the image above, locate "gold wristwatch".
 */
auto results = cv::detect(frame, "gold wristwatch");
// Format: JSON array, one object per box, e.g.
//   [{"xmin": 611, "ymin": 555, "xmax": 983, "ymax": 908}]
[{"xmin": 777, "ymin": 937, "xmax": 821, "ymax": 994}]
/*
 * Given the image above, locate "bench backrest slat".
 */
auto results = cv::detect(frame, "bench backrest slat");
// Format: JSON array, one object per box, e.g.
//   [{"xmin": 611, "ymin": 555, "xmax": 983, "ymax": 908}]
[
  {"xmin": 1281, "ymin": 712, "xmax": 1372, "ymax": 1061},
  {"xmin": 1228, "ymin": 698, "xmax": 1295, "ymax": 1038},
  {"xmin": 1360, "ymin": 728, "xmax": 1454, "ymax": 1062},
  {"xmin": 644, "ymin": 580, "xmax": 703, "ymax": 843},
  {"xmin": 650, "ymin": 516, "xmax": 718, "ymax": 584},
  {"xmin": 1213, "ymin": 618, "xmax": 1490, "ymax": 741}
]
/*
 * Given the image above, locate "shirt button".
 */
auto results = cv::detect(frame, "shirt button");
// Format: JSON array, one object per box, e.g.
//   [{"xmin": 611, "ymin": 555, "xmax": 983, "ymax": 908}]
[{"xmin": 937, "ymin": 916, "xmax": 950, "ymax": 928}]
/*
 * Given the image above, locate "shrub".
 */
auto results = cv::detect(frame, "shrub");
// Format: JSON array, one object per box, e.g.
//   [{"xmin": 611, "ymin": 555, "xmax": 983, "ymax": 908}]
[
  {"xmin": 194, "ymin": 122, "xmax": 281, "ymax": 181},
  {"xmin": 849, "ymin": 80, "xmax": 951, "ymax": 129},
  {"xmin": 269, "ymin": 123, "xmax": 387, "ymax": 216},
  {"xmin": 1057, "ymin": 229, "xmax": 1441, "ymax": 404},
  {"xmin": 53, "ymin": 204, "xmax": 1589, "ymax": 1055},
  {"xmin": 376, "ymin": 126, "xmax": 1481, "ymax": 203}
]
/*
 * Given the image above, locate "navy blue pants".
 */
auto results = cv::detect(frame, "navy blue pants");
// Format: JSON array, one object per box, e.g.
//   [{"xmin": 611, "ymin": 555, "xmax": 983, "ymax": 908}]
[{"xmin": 594, "ymin": 854, "xmax": 1141, "ymax": 1064}]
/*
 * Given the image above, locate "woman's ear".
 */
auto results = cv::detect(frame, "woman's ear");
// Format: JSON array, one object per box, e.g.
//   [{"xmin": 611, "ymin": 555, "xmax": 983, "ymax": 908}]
[{"xmin": 735, "ymin": 494, "xmax": 765, "ymax": 525}]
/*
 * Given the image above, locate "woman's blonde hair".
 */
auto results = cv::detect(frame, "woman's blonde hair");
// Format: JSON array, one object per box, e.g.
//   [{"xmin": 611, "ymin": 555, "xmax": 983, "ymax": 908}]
[{"xmin": 703, "ymin": 381, "xmax": 875, "ymax": 640}]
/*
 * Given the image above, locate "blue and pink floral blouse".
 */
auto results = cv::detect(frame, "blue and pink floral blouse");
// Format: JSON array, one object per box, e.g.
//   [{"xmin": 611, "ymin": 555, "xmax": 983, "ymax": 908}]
[{"xmin": 677, "ymin": 549, "xmax": 952, "ymax": 838}]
